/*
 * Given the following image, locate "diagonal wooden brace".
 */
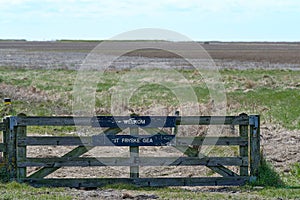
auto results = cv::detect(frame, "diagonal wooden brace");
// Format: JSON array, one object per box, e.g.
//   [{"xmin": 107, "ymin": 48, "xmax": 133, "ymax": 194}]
[
  {"xmin": 28, "ymin": 128, "xmax": 121, "ymax": 179},
  {"xmin": 143, "ymin": 128, "xmax": 239, "ymax": 177}
]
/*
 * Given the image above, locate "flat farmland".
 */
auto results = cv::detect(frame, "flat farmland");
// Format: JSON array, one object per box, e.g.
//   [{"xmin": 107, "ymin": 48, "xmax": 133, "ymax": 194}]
[
  {"xmin": 0, "ymin": 41, "xmax": 300, "ymax": 69},
  {"xmin": 0, "ymin": 41, "xmax": 299, "ymax": 199}
]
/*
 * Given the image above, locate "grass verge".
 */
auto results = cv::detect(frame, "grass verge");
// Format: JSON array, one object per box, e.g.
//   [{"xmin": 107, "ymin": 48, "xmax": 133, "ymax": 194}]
[{"xmin": 0, "ymin": 182, "xmax": 72, "ymax": 199}]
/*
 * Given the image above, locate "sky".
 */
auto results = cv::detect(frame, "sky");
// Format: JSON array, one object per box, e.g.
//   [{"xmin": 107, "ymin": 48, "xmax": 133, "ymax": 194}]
[{"xmin": 0, "ymin": 0, "xmax": 300, "ymax": 41}]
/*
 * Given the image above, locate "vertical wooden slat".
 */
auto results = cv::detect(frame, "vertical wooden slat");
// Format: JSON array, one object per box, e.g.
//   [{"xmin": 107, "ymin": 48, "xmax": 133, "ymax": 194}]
[
  {"xmin": 250, "ymin": 115, "xmax": 260, "ymax": 177},
  {"xmin": 172, "ymin": 111, "xmax": 179, "ymax": 135},
  {"xmin": 130, "ymin": 127, "xmax": 139, "ymax": 178},
  {"xmin": 1, "ymin": 118, "xmax": 8, "ymax": 180},
  {"xmin": 239, "ymin": 113, "xmax": 249, "ymax": 176},
  {"xmin": 6, "ymin": 117, "xmax": 17, "ymax": 181},
  {"xmin": 16, "ymin": 125, "xmax": 27, "ymax": 180},
  {"xmin": 1, "ymin": 119, "xmax": 7, "ymax": 161},
  {"xmin": 239, "ymin": 125, "xmax": 248, "ymax": 176}
]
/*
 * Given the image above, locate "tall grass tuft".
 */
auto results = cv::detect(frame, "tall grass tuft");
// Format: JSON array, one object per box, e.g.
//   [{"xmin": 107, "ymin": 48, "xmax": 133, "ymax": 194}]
[{"xmin": 251, "ymin": 156, "xmax": 285, "ymax": 187}]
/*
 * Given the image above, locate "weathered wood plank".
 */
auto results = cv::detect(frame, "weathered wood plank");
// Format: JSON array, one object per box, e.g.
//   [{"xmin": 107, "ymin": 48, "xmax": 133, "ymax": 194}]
[
  {"xmin": 178, "ymin": 115, "xmax": 249, "ymax": 125},
  {"xmin": 175, "ymin": 136, "xmax": 248, "ymax": 146},
  {"xmin": 21, "ymin": 177, "xmax": 249, "ymax": 187},
  {"xmin": 19, "ymin": 157, "xmax": 248, "ymax": 167},
  {"xmin": 130, "ymin": 127, "xmax": 139, "ymax": 178},
  {"xmin": 92, "ymin": 134, "xmax": 175, "ymax": 146},
  {"xmin": 16, "ymin": 116, "xmax": 91, "ymax": 126},
  {"xmin": 16, "ymin": 125, "xmax": 27, "ymax": 180},
  {"xmin": 28, "ymin": 128, "xmax": 122, "ymax": 178},
  {"xmin": 18, "ymin": 136, "xmax": 248, "ymax": 146},
  {"xmin": 18, "ymin": 136, "xmax": 92, "ymax": 146},
  {"xmin": 249, "ymin": 115, "xmax": 260, "ymax": 177},
  {"xmin": 7, "ymin": 117, "xmax": 17, "ymax": 181},
  {"xmin": 172, "ymin": 111, "xmax": 180, "ymax": 135},
  {"xmin": 2, "ymin": 118, "xmax": 8, "ymax": 169},
  {"xmin": 0, "ymin": 122, "xmax": 5, "ymax": 131},
  {"xmin": 91, "ymin": 116, "xmax": 177, "ymax": 128},
  {"xmin": 239, "ymin": 113, "xmax": 249, "ymax": 176},
  {"xmin": 16, "ymin": 115, "xmax": 250, "ymax": 127},
  {"xmin": 144, "ymin": 128, "xmax": 239, "ymax": 177},
  {"xmin": 0, "ymin": 143, "xmax": 5, "ymax": 152}
]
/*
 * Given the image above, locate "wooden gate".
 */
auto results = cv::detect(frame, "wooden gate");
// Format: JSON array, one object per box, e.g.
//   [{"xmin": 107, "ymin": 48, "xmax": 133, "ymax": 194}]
[{"xmin": 0, "ymin": 114, "xmax": 260, "ymax": 187}]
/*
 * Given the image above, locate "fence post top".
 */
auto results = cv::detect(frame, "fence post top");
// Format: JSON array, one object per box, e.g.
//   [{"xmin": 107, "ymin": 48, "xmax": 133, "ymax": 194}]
[{"xmin": 9, "ymin": 116, "xmax": 17, "ymax": 131}]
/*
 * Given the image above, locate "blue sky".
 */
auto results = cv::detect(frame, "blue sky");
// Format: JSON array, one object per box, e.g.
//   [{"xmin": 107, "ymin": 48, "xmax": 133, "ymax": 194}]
[{"xmin": 1, "ymin": 0, "xmax": 300, "ymax": 41}]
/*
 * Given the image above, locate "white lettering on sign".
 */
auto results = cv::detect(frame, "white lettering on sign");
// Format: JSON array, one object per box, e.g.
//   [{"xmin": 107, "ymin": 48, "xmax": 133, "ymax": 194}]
[
  {"xmin": 142, "ymin": 138, "xmax": 153, "ymax": 143},
  {"xmin": 114, "ymin": 137, "xmax": 155, "ymax": 144},
  {"xmin": 121, "ymin": 137, "xmax": 140, "ymax": 143},
  {"xmin": 111, "ymin": 138, "xmax": 119, "ymax": 143},
  {"xmin": 123, "ymin": 118, "xmax": 146, "ymax": 125}
]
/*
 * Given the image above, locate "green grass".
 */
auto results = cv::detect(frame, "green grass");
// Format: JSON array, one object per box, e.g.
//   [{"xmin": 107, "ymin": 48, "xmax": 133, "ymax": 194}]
[
  {"xmin": 0, "ymin": 180, "xmax": 298, "ymax": 200},
  {"xmin": 1, "ymin": 67, "xmax": 300, "ymax": 130},
  {"xmin": 100, "ymin": 178, "xmax": 300, "ymax": 199},
  {"xmin": 0, "ymin": 182, "xmax": 72, "ymax": 199},
  {"xmin": 251, "ymin": 158, "xmax": 285, "ymax": 187},
  {"xmin": 221, "ymin": 69, "xmax": 300, "ymax": 129}
]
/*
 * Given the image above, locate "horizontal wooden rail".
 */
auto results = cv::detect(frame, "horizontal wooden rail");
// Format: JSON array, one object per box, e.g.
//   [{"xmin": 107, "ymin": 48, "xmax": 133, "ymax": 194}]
[
  {"xmin": 15, "ymin": 115, "xmax": 250, "ymax": 127},
  {"xmin": 21, "ymin": 177, "xmax": 250, "ymax": 187},
  {"xmin": 18, "ymin": 136, "xmax": 248, "ymax": 146},
  {"xmin": 178, "ymin": 116, "xmax": 249, "ymax": 125},
  {"xmin": 16, "ymin": 117, "xmax": 91, "ymax": 126},
  {"xmin": 18, "ymin": 157, "xmax": 248, "ymax": 167}
]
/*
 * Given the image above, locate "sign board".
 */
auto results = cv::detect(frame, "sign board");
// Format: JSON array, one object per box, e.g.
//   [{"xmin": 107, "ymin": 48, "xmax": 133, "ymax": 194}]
[
  {"xmin": 92, "ymin": 134, "xmax": 175, "ymax": 146},
  {"xmin": 91, "ymin": 116, "xmax": 177, "ymax": 128}
]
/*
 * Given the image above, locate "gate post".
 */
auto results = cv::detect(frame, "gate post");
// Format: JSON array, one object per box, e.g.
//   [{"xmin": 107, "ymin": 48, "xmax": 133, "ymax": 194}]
[
  {"xmin": 6, "ymin": 117, "xmax": 17, "ymax": 181},
  {"xmin": 0, "ymin": 118, "xmax": 8, "ymax": 181},
  {"xmin": 16, "ymin": 114, "xmax": 27, "ymax": 181},
  {"xmin": 249, "ymin": 115, "xmax": 260, "ymax": 177},
  {"xmin": 239, "ymin": 113, "xmax": 249, "ymax": 176},
  {"xmin": 130, "ymin": 126, "xmax": 139, "ymax": 178}
]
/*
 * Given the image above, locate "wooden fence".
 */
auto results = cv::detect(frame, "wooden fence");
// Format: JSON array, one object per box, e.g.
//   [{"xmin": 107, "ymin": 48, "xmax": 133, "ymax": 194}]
[{"xmin": 0, "ymin": 113, "xmax": 260, "ymax": 187}]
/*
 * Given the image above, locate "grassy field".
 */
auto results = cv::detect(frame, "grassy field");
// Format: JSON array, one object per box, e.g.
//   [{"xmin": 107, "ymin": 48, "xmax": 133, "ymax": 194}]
[
  {"xmin": 1, "ymin": 67, "xmax": 299, "ymax": 129},
  {"xmin": 0, "ymin": 67, "xmax": 300, "ymax": 199}
]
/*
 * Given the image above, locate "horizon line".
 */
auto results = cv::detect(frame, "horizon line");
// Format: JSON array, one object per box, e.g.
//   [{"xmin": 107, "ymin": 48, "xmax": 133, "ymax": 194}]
[{"xmin": 1, "ymin": 39, "xmax": 300, "ymax": 43}]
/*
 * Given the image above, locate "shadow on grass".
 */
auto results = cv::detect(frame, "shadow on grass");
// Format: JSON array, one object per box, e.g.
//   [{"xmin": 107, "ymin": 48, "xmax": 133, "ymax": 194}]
[
  {"xmin": 250, "ymin": 155, "xmax": 300, "ymax": 189},
  {"xmin": 250, "ymin": 158, "xmax": 285, "ymax": 188}
]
